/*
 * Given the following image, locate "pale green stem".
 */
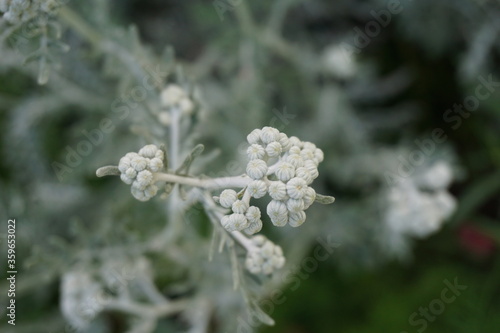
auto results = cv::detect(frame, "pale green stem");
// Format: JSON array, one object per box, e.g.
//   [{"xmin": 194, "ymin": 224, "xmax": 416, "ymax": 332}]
[
  {"xmin": 154, "ymin": 173, "xmax": 252, "ymax": 190},
  {"xmin": 231, "ymin": 230, "xmax": 256, "ymax": 252}
]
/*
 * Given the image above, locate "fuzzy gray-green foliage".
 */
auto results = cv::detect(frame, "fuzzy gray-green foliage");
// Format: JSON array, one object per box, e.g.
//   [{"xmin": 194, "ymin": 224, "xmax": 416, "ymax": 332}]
[{"xmin": 1, "ymin": 0, "xmax": 498, "ymax": 332}]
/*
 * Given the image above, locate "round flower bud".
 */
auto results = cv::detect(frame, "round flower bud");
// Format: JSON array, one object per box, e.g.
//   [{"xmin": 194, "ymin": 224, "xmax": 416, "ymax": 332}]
[
  {"xmin": 120, "ymin": 173, "xmax": 133, "ymax": 185},
  {"xmin": 303, "ymin": 187, "xmax": 316, "ymax": 209},
  {"xmin": 125, "ymin": 167, "xmax": 137, "ymax": 180},
  {"xmin": 130, "ymin": 185, "xmax": 158, "ymax": 202},
  {"xmin": 269, "ymin": 255, "xmax": 283, "ymax": 268},
  {"xmin": 262, "ymin": 262, "xmax": 274, "ymax": 275},
  {"xmin": 245, "ymin": 253, "xmax": 262, "ymax": 274},
  {"xmin": 288, "ymin": 136, "xmax": 302, "ymax": 147},
  {"xmin": 132, "ymin": 180, "xmax": 146, "ymax": 191},
  {"xmin": 265, "ymin": 141, "xmax": 282, "ymax": 157},
  {"xmin": 158, "ymin": 111, "xmax": 171, "ymax": 125},
  {"xmin": 221, "ymin": 213, "xmax": 249, "ymax": 232},
  {"xmin": 304, "ymin": 160, "xmax": 319, "ymax": 179},
  {"xmin": 268, "ymin": 181, "xmax": 287, "ymax": 200},
  {"xmin": 118, "ymin": 156, "xmax": 132, "ymax": 173},
  {"xmin": 275, "ymin": 162, "xmax": 295, "ymax": 182},
  {"xmin": 219, "ymin": 189, "xmax": 238, "ymax": 208},
  {"xmin": 314, "ymin": 148, "xmax": 324, "ymax": 164},
  {"xmin": 288, "ymin": 146, "xmax": 301, "ymax": 155},
  {"xmin": 138, "ymin": 144, "xmax": 158, "ymax": 159},
  {"xmin": 286, "ymin": 177, "xmax": 307, "ymax": 199},
  {"xmin": 161, "ymin": 84, "xmax": 185, "ymax": 106},
  {"xmin": 244, "ymin": 219, "xmax": 262, "ymax": 235},
  {"xmin": 245, "ymin": 206, "xmax": 262, "ymax": 222},
  {"xmin": 309, "ymin": 167, "xmax": 319, "ymax": 180},
  {"xmin": 179, "ymin": 97, "xmax": 194, "ymax": 114},
  {"xmin": 273, "ymin": 245, "xmax": 283, "ymax": 257},
  {"xmin": 136, "ymin": 170, "xmax": 154, "ymax": 187},
  {"xmin": 286, "ymin": 154, "xmax": 305, "ymax": 168},
  {"xmin": 302, "ymin": 142, "xmax": 317, "ymax": 151},
  {"xmin": 148, "ymin": 158, "xmax": 164, "ymax": 172},
  {"xmin": 251, "ymin": 235, "xmax": 267, "ymax": 247},
  {"xmin": 246, "ymin": 159, "xmax": 268, "ymax": 180},
  {"xmin": 144, "ymin": 184, "xmax": 158, "ymax": 198},
  {"xmin": 300, "ymin": 148, "xmax": 315, "ymax": 161},
  {"xmin": 155, "ymin": 149, "xmax": 164, "ymax": 160},
  {"xmin": 247, "ymin": 129, "xmax": 262, "ymax": 144},
  {"xmin": 304, "ymin": 160, "xmax": 317, "ymax": 172},
  {"xmin": 267, "ymin": 200, "xmax": 288, "ymax": 227},
  {"xmin": 278, "ymin": 133, "xmax": 292, "ymax": 152},
  {"xmin": 302, "ymin": 141, "xmax": 316, "ymax": 151},
  {"xmin": 247, "ymin": 180, "xmax": 267, "ymax": 198},
  {"xmin": 229, "ymin": 214, "xmax": 250, "ymax": 231},
  {"xmin": 247, "ymin": 144, "xmax": 266, "ymax": 160},
  {"xmin": 295, "ymin": 167, "xmax": 313, "ymax": 184},
  {"xmin": 288, "ymin": 211, "xmax": 306, "ymax": 227},
  {"xmin": 286, "ymin": 198, "xmax": 305, "ymax": 214},
  {"xmin": 131, "ymin": 155, "xmax": 148, "ymax": 172},
  {"xmin": 221, "ymin": 215, "xmax": 231, "ymax": 230},
  {"xmin": 131, "ymin": 187, "xmax": 148, "ymax": 201},
  {"xmin": 260, "ymin": 127, "xmax": 280, "ymax": 144},
  {"xmin": 272, "ymin": 256, "xmax": 285, "ymax": 269},
  {"xmin": 232, "ymin": 199, "xmax": 248, "ymax": 214},
  {"xmin": 251, "ymin": 253, "xmax": 264, "ymax": 266},
  {"xmin": 261, "ymin": 241, "xmax": 275, "ymax": 258}
]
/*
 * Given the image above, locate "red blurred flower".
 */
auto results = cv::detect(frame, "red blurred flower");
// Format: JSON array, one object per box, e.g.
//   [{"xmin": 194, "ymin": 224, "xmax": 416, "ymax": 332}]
[{"xmin": 458, "ymin": 224, "xmax": 496, "ymax": 258}]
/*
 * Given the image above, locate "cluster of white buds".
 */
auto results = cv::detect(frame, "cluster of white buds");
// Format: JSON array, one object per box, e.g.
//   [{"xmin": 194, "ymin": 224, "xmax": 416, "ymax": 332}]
[
  {"xmin": 219, "ymin": 189, "xmax": 263, "ymax": 235},
  {"xmin": 60, "ymin": 270, "xmax": 104, "ymax": 330},
  {"xmin": 157, "ymin": 84, "xmax": 194, "ymax": 125},
  {"xmin": 218, "ymin": 126, "xmax": 324, "ymax": 232},
  {"xmin": 0, "ymin": 0, "xmax": 59, "ymax": 24},
  {"xmin": 117, "ymin": 145, "xmax": 164, "ymax": 201},
  {"xmin": 385, "ymin": 162, "xmax": 456, "ymax": 239},
  {"xmin": 245, "ymin": 235, "xmax": 285, "ymax": 275}
]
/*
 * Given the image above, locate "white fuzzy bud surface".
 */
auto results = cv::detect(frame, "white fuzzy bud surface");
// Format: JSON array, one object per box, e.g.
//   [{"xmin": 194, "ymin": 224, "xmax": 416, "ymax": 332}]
[
  {"xmin": 247, "ymin": 129, "xmax": 262, "ymax": 144},
  {"xmin": 116, "ymin": 145, "xmax": 165, "ymax": 201},
  {"xmin": 221, "ymin": 213, "xmax": 249, "ymax": 232},
  {"xmin": 286, "ymin": 177, "xmax": 307, "ymax": 199},
  {"xmin": 247, "ymin": 180, "xmax": 267, "ymax": 198},
  {"xmin": 216, "ymin": 127, "xmax": 330, "ymax": 231},
  {"xmin": 245, "ymin": 236, "xmax": 285, "ymax": 275},
  {"xmin": 267, "ymin": 200, "xmax": 288, "ymax": 226},
  {"xmin": 265, "ymin": 141, "xmax": 282, "ymax": 157},
  {"xmin": 268, "ymin": 181, "xmax": 288, "ymax": 201},
  {"xmin": 260, "ymin": 126, "xmax": 280, "ymax": 144},
  {"xmin": 232, "ymin": 199, "xmax": 248, "ymax": 214},
  {"xmin": 288, "ymin": 211, "xmax": 306, "ymax": 227},
  {"xmin": 245, "ymin": 206, "xmax": 261, "ymax": 222},
  {"xmin": 246, "ymin": 159, "xmax": 268, "ymax": 180},
  {"xmin": 247, "ymin": 144, "xmax": 266, "ymax": 160},
  {"xmin": 275, "ymin": 162, "xmax": 295, "ymax": 182},
  {"xmin": 219, "ymin": 189, "xmax": 238, "ymax": 208}
]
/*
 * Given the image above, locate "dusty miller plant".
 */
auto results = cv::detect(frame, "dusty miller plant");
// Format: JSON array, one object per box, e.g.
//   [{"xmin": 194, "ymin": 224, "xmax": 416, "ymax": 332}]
[
  {"xmin": 1, "ymin": 0, "xmax": 482, "ymax": 331},
  {"xmin": 0, "ymin": 1, "xmax": 337, "ymax": 332}
]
